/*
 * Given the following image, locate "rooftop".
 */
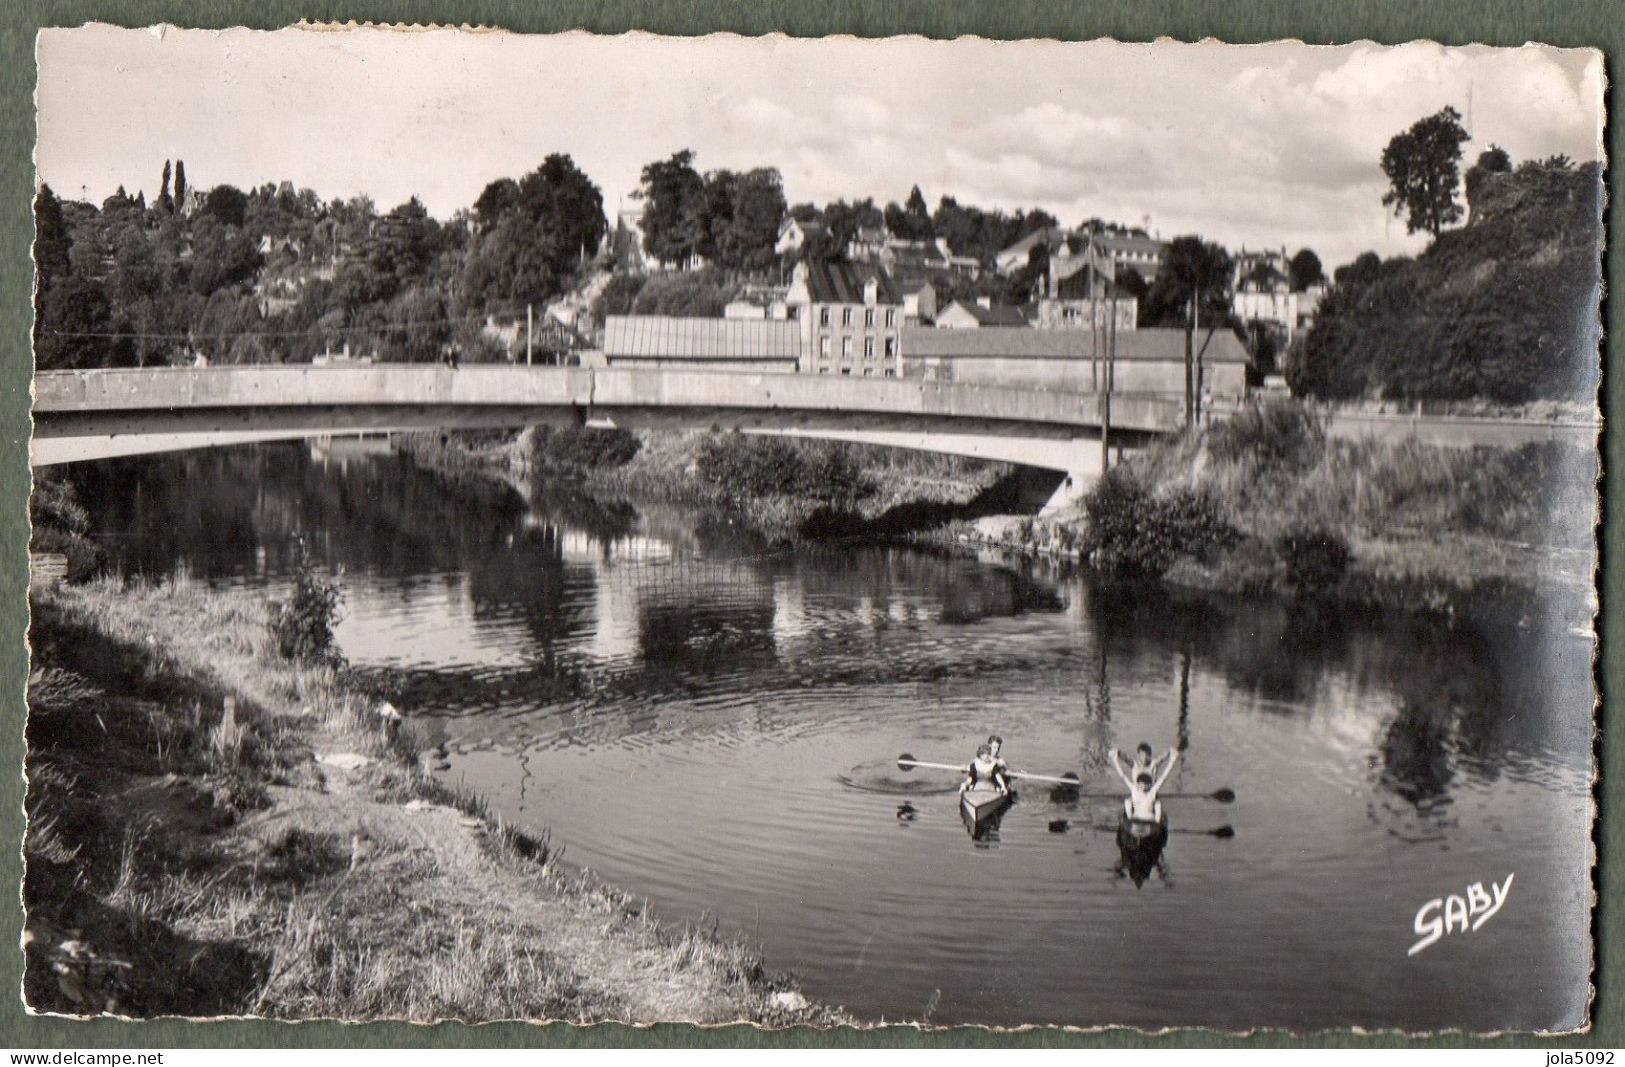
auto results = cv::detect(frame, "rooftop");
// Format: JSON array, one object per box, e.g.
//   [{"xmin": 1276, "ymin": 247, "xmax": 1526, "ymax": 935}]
[
  {"xmin": 798, "ymin": 259, "xmax": 901, "ymax": 304},
  {"xmin": 603, "ymin": 316, "xmax": 802, "ymax": 361},
  {"xmin": 942, "ymin": 301, "xmax": 1029, "ymax": 327},
  {"xmin": 903, "ymin": 325, "xmax": 1250, "ymax": 364}
]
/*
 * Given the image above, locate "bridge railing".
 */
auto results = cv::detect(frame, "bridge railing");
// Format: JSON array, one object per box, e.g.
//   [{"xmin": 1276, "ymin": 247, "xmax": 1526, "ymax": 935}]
[{"xmin": 33, "ymin": 365, "xmax": 1188, "ymax": 436}]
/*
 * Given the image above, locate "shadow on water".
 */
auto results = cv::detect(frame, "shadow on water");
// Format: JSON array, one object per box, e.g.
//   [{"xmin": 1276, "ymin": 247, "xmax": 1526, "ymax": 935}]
[
  {"xmin": 796, "ymin": 466, "xmax": 1046, "ymax": 541},
  {"xmin": 1114, "ymin": 816, "xmax": 1171, "ymax": 889}
]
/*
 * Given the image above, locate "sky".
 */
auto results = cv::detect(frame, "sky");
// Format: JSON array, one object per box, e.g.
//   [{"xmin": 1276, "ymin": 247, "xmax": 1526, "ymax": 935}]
[{"xmin": 35, "ymin": 25, "xmax": 1605, "ymax": 271}]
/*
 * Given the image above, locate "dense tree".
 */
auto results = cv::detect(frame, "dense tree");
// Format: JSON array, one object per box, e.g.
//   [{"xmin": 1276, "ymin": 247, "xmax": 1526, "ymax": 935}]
[
  {"xmin": 1332, "ymin": 251, "xmax": 1383, "ymax": 290},
  {"xmin": 173, "ymin": 160, "xmax": 187, "ymax": 210},
  {"xmin": 1380, "ymin": 106, "xmax": 1471, "ymax": 239},
  {"xmin": 638, "ymin": 150, "xmax": 707, "ymax": 267},
  {"xmin": 1144, "ymin": 235, "xmax": 1232, "ymax": 327},
  {"xmin": 202, "ymin": 184, "xmax": 250, "ymax": 228},
  {"xmin": 472, "ymin": 178, "xmax": 520, "ymax": 234},
  {"xmin": 630, "ymin": 269, "xmax": 733, "ymax": 317},
  {"xmin": 700, "ymin": 167, "xmax": 785, "ymax": 271},
  {"xmin": 158, "ymin": 160, "xmax": 174, "ymax": 215},
  {"xmin": 33, "ymin": 184, "xmax": 72, "ymax": 294},
  {"xmin": 884, "ymin": 185, "xmax": 934, "ymax": 241},
  {"xmin": 1294, "ymin": 159, "xmax": 1601, "ymax": 403},
  {"xmin": 1464, "ymin": 144, "xmax": 1513, "ymax": 212},
  {"xmin": 186, "ymin": 214, "xmax": 263, "ymax": 296},
  {"xmin": 1288, "ymin": 249, "xmax": 1324, "ymax": 292},
  {"xmin": 462, "ymin": 153, "xmax": 606, "ymax": 311},
  {"xmin": 36, "ymin": 274, "xmax": 127, "ymax": 370}
]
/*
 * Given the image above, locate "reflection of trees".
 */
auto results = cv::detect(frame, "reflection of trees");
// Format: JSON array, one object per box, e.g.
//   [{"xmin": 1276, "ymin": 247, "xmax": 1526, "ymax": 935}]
[
  {"xmin": 1377, "ymin": 702, "xmax": 1455, "ymax": 806},
  {"xmin": 788, "ymin": 547, "xmax": 1061, "ymax": 624},
  {"xmin": 1076, "ymin": 573, "xmax": 1587, "ymax": 811},
  {"xmin": 521, "ymin": 483, "xmax": 639, "ymax": 544},
  {"xmin": 71, "ymin": 444, "xmax": 530, "ymax": 581}
]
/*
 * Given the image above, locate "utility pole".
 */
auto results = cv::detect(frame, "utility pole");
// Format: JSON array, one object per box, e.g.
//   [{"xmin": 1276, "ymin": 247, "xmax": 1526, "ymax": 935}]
[
  {"xmin": 526, "ymin": 303, "xmax": 534, "ymax": 367},
  {"xmin": 1101, "ymin": 285, "xmax": 1116, "ymax": 476},
  {"xmin": 1184, "ymin": 291, "xmax": 1198, "ymax": 427},
  {"xmin": 1193, "ymin": 287, "xmax": 1203, "ymax": 425}
]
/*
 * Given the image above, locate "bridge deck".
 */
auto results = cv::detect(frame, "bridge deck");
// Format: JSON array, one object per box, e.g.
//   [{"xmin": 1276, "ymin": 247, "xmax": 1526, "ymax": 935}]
[{"xmin": 32, "ymin": 365, "xmax": 1180, "ymax": 438}]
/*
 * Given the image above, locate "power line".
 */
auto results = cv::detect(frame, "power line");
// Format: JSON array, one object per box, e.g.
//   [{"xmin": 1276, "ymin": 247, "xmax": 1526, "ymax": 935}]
[{"xmin": 39, "ymin": 312, "xmax": 574, "ymax": 342}]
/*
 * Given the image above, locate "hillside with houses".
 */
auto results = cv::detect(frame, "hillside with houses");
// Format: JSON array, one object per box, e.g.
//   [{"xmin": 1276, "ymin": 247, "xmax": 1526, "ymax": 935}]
[{"xmin": 33, "ymin": 138, "xmax": 1599, "ymax": 416}]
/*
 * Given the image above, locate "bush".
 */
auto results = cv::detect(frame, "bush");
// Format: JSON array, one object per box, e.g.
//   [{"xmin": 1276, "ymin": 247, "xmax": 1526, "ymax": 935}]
[
  {"xmin": 589, "ymin": 272, "xmax": 648, "ymax": 325},
  {"xmin": 629, "ymin": 269, "xmax": 735, "ymax": 318},
  {"xmin": 267, "ymin": 537, "xmax": 345, "ymax": 663},
  {"xmin": 30, "ymin": 474, "xmax": 106, "ymax": 583},
  {"xmin": 1082, "ymin": 470, "xmax": 1235, "ymax": 579},
  {"xmin": 695, "ymin": 433, "xmax": 873, "ymax": 503},
  {"xmin": 1207, "ymin": 399, "xmax": 1327, "ymax": 469},
  {"xmin": 1275, "ymin": 524, "xmax": 1352, "ymax": 596},
  {"xmin": 526, "ymin": 425, "xmax": 641, "ymax": 471}
]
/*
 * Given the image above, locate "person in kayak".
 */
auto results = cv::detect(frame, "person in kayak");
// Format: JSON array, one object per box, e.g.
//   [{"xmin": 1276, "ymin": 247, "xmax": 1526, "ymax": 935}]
[
  {"xmin": 1110, "ymin": 743, "xmax": 1171, "ymax": 786},
  {"xmin": 1113, "ymin": 748, "xmax": 1178, "ymax": 823},
  {"xmin": 959, "ymin": 743, "xmax": 1009, "ymax": 796},
  {"xmin": 986, "ymin": 735, "xmax": 1010, "ymax": 785}
]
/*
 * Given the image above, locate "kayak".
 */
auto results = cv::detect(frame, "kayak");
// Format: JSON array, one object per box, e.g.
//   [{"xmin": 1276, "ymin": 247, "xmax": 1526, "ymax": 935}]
[
  {"xmin": 960, "ymin": 786, "xmax": 1012, "ymax": 828},
  {"xmin": 1117, "ymin": 811, "xmax": 1169, "ymax": 847}
]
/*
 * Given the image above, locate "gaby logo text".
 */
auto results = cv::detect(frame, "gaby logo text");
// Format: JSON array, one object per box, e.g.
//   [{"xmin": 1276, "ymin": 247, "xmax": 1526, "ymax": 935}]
[{"xmin": 1409, "ymin": 873, "xmax": 1514, "ymax": 956}]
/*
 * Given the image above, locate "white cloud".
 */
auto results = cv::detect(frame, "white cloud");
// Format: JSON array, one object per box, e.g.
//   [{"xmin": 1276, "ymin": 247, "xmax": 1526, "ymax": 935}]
[{"xmin": 36, "ymin": 28, "xmax": 1602, "ymax": 271}]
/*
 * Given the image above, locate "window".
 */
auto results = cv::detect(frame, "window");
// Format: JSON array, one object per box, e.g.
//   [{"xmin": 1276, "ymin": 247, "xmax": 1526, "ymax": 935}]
[
  {"xmin": 840, "ymin": 367, "xmax": 852, "ymax": 376},
  {"xmin": 842, "ymin": 307, "xmax": 853, "ymax": 327},
  {"xmin": 884, "ymin": 337, "xmax": 897, "ymax": 358},
  {"xmin": 885, "ymin": 309, "xmax": 896, "ymax": 328},
  {"xmin": 865, "ymin": 308, "xmax": 875, "ymax": 328},
  {"xmin": 820, "ymin": 307, "xmax": 830, "ymax": 327},
  {"xmin": 864, "ymin": 337, "xmax": 875, "ymax": 358},
  {"xmin": 863, "ymin": 368, "xmax": 874, "ymax": 377},
  {"xmin": 820, "ymin": 337, "xmax": 831, "ymax": 357},
  {"xmin": 884, "ymin": 369, "xmax": 895, "ymax": 378},
  {"xmin": 842, "ymin": 337, "xmax": 852, "ymax": 358},
  {"xmin": 818, "ymin": 366, "xmax": 829, "ymax": 374}
]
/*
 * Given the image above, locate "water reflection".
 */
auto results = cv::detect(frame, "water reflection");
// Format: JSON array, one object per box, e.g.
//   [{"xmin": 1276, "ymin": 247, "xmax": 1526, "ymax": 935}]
[
  {"xmin": 1114, "ymin": 815, "xmax": 1171, "ymax": 889},
  {"xmin": 69, "ymin": 442, "xmax": 1594, "ymax": 1031}
]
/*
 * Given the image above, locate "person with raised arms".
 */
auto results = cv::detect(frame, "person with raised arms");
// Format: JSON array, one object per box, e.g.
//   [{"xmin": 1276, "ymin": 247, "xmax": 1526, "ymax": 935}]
[{"xmin": 1110, "ymin": 746, "xmax": 1179, "ymax": 824}]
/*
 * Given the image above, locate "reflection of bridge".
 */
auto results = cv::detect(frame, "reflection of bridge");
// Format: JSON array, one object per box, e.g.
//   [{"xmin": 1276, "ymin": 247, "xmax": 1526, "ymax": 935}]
[{"xmin": 33, "ymin": 366, "xmax": 1184, "ymax": 508}]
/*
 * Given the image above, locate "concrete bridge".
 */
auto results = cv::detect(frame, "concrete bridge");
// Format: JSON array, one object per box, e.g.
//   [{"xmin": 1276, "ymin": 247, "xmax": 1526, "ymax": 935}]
[{"xmin": 33, "ymin": 365, "xmax": 1184, "ymax": 508}]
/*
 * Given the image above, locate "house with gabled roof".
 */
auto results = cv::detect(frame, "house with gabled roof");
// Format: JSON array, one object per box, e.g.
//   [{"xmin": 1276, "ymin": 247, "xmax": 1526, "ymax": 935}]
[
  {"xmin": 935, "ymin": 299, "xmax": 1030, "ymax": 329},
  {"xmin": 775, "ymin": 216, "xmax": 828, "ymax": 256},
  {"xmin": 993, "ymin": 225, "xmax": 1067, "ymax": 275},
  {"xmin": 786, "ymin": 259, "xmax": 905, "ymax": 377}
]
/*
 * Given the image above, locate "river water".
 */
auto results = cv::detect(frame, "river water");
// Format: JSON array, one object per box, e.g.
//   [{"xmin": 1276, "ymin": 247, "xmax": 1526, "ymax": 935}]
[{"xmin": 70, "ymin": 442, "xmax": 1595, "ymax": 1031}]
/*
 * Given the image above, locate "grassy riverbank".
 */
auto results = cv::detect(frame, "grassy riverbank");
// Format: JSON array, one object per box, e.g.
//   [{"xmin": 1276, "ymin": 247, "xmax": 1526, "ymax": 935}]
[
  {"xmin": 960, "ymin": 402, "xmax": 1596, "ymax": 623},
  {"xmin": 23, "ymin": 573, "xmax": 837, "ymax": 1024},
  {"xmin": 400, "ymin": 426, "xmax": 1020, "ymax": 542}
]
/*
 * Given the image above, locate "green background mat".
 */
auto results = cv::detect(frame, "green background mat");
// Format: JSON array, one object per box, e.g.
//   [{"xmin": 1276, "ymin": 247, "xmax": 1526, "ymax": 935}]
[{"xmin": 2, "ymin": 0, "xmax": 1617, "ymax": 1049}]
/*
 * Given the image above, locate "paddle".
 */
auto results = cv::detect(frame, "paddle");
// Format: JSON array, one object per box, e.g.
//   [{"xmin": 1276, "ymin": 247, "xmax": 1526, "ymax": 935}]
[
  {"xmin": 897, "ymin": 755, "xmax": 1080, "ymax": 786},
  {"xmin": 896, "ymin": 755, "xmax": 967, "ymax": 773},
  {"xmin": 1090, "ymin": 823, "xmax": 1236, "ymax": 839},
  {"xmin": 1071, "ymin": 788, "xmax": 1235, "ymax": 803},
  {"xmin": 895, "ymin": 757, "xmax": 1233, "ymax": 803}
]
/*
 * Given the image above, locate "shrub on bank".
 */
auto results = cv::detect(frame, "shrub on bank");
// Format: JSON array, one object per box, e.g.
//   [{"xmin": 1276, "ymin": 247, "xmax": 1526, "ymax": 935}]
[
  {"xmin": 1276, "ymin": 524, "xmax": 1352, "ymax": 596},
  {"xmin": 1208, "ymin": 399, "xmax": 1327, "ymax": 470},
  {"xmin": 696, "ymin": 433, "xmax": 874, "ymax": 504},
  {"xmin": 524, "ymin": 425, "xmax": 642, "ymax": 472},
  {"xmin": 267, "ymin": 538, "xmax": 345, "ymax": 663},
  {"xmin": 30, "ymin": 473, "xmax": 105, "ymax": 583},
  {"xmin": 1081, "ymin": 469, "xmax": 1235, "ymax": 579}
]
